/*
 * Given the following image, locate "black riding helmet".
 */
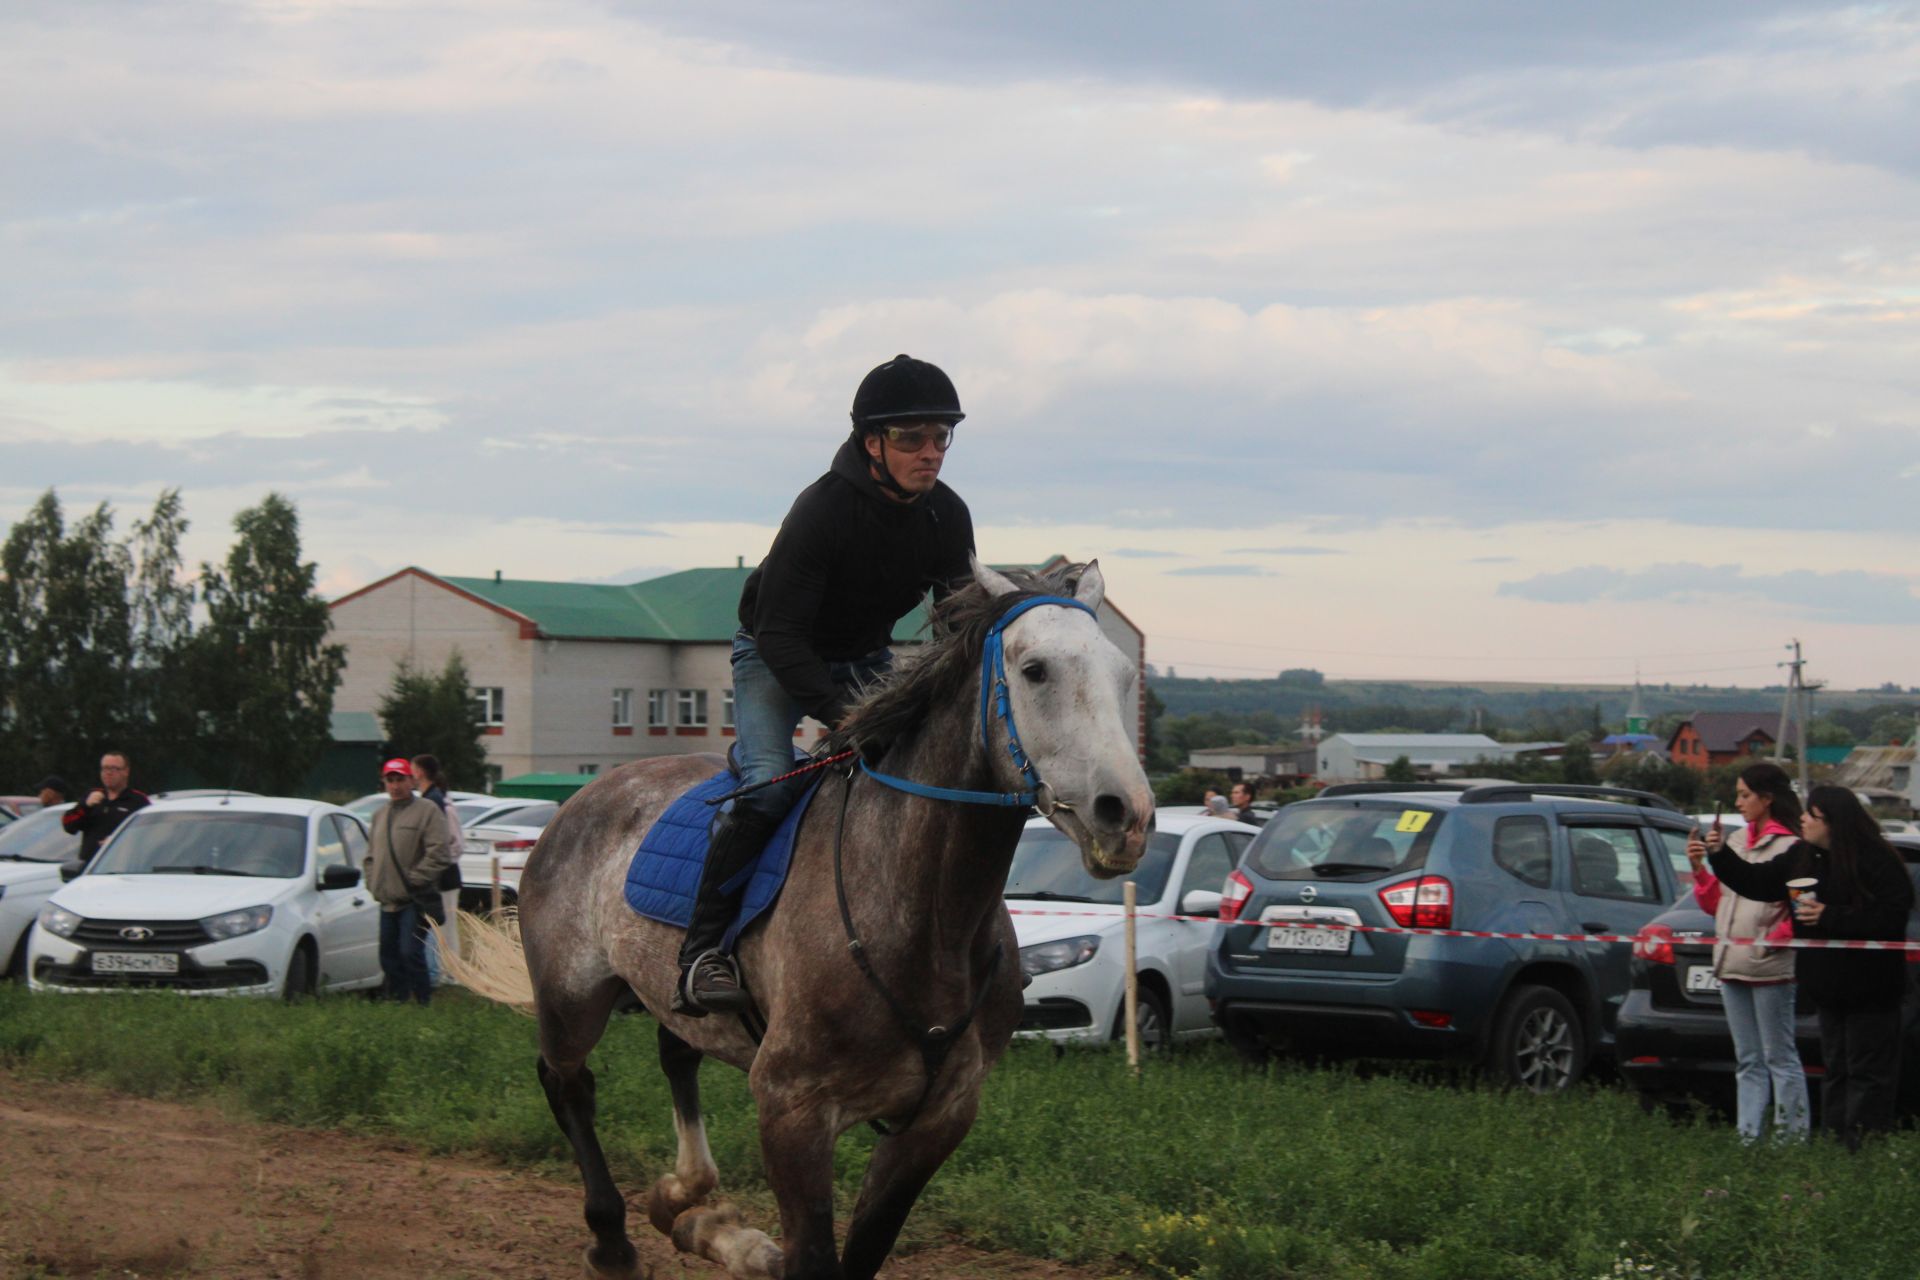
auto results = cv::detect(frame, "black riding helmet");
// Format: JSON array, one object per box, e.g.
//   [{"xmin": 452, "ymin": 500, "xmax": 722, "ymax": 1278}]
[{"xmin": 849, "ymin": 354, "xmax": 965, "ymax": 432}]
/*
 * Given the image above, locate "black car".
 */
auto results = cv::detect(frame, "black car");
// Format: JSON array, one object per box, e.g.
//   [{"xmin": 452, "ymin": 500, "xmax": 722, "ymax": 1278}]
[{"xmin": 1616, "ymin": 834, "xmax": 1920, "ymax": 1116}]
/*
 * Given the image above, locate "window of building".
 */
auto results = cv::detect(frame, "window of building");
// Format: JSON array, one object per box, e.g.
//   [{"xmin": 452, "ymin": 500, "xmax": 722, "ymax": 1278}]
[
  {"xmin": 474, "ymin": 687, "xmax": 505, "ymax": 726},
  {"xmin": 723, "ymin": 688, "xmax": 736, "ymax": 729},
  {"xmin": 612, "ymin": 688, "xmax": 633, "ymax": 728},
  {"xmin": 578, "ymin": 763, "xmax": 599, "ymax": 776},
  {"xmin": 678, "ymin": 689, "xmax": 709, "ymax": 727},
  {"xmin": 647, "ymin": 689, "xmax": 670, "ymax": 728}
]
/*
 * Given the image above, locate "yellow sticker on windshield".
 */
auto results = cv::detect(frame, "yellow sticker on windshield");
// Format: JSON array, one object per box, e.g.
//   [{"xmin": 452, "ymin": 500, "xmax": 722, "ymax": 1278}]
[{"xmin": 1395, "ymin": 810, "xmax": 1433, "ymax": 833}]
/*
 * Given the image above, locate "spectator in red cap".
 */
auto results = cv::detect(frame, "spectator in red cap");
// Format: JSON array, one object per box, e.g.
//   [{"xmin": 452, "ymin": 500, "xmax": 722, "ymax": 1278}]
[{"xmin": 363, "ymin": 757, "xmax": 454, "ymax": 1003}]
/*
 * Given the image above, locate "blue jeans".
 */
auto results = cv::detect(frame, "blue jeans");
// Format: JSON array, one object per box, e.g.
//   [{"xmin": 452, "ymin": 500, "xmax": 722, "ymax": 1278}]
[
  {"xmin": 379, "ymin": 904, "xmax": 433, "ymax": 1005},
  {"xmin": 728, "ymin": 628, "xmax": 890, "ymax": 822},
  {"xmin": 1722, "ymin": 979, "xmax": 1808, "ymax": 1140}
]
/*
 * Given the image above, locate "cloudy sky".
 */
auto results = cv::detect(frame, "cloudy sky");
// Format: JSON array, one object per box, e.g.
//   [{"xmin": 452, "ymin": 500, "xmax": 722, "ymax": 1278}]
[{"xmin": 4, "ymin": 1, "xmax": 1917, "ymax": 688}]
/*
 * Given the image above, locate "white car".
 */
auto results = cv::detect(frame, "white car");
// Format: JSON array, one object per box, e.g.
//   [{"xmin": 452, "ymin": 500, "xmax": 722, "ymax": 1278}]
[
  {"xmin": 458, "ymin": 802, "xmax": 560, "ymax": 905},
  {"xmin": 342, "ymin": 788, "xmax": 495, "ymax": 824},
  {"xmin": 1009, "ymin": 811, "xmax": 1259, "ymax": 1048},
  {"xmin": 29, "ymin": 796, "xmax": 385, "ymax": 998},
  {"xmin": 0, "ymin": 804, "xmax": 82, "ymax": 978}
]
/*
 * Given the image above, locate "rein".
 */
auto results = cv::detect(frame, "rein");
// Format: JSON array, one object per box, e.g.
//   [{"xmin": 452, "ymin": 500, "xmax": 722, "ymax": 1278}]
[
  {"xmin": 858, "ymin": 593, "xmax": 1095, "ymax": 814},
  {"xmin": 833, "ymin": 593, "xmax": 1092, "ymax": 1133}
]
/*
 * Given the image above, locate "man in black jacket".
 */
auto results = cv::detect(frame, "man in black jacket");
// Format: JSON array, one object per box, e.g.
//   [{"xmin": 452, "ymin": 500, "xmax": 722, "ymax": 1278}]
[
  {"xmin": 673, "ymin": 354, "xmax": 976, "ymax": 1015},
  {"xmin": 60, "ymin": 751, "xmax": 151, "ymax": 863}
]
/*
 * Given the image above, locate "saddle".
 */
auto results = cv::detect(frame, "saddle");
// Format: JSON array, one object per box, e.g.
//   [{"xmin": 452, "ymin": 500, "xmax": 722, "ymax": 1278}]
[{"xmin": 623, "ymin": 770, "xmax": 824, "ymax": 951}]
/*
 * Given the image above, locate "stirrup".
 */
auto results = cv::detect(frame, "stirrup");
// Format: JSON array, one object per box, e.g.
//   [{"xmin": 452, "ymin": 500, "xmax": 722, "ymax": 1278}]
[{"xmin": 671, "ymin": 949, "xmax": 749, "ymax": 1016}]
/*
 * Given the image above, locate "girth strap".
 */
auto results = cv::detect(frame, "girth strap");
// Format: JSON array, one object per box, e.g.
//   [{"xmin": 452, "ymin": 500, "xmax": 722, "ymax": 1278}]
[{"xmin": 831, "ymin": 771, "xmax": 1003, "ymax": 1136}]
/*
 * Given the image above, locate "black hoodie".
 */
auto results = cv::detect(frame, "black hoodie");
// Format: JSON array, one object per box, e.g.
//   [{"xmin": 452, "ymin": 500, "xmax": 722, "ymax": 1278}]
[{"xmin": 737, "ymin": 435, "xmax": 975, "ymax": 726}]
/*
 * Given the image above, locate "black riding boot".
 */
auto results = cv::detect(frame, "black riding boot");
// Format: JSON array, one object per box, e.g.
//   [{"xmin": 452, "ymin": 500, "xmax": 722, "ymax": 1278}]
[{"xmin": 671, "ymin": 806, "xmax": 781, "ymax": 1016}]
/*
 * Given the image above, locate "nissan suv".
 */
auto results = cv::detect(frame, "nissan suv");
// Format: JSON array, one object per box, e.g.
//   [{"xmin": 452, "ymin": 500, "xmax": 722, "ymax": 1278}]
[{"xmin": 1205, "ymin": 783, "xmax": 1696, "ymax": 1092}]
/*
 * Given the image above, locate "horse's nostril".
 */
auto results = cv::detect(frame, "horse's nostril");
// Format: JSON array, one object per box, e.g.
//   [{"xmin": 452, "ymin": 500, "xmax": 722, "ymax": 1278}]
[{"xmin": 1092, "ymin": 793, "xmax": 1127, "ymax": 829}]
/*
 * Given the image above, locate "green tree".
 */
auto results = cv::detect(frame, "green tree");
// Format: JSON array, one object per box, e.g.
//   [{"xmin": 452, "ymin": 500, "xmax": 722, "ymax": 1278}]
[
  {"xmin": 377, "ymin": 651, "xmax": 489, "ymax": 790},
  {"xmin": 1868, "ymin": 711, "xmax": 1917, "ymax": 745},
  {"xmin": 125, "ymin": 490, "xmax": 198, "ymax": 772},
  {"xmin": 1383, "ymin": 755, "xmax": 1418, "ymax": 783},
  {"xmin": 1560, "ymin": 732, "xmax": 1599, "ymax": 785},
  {"xmin": 0, "ymin": 491, "xmax": 136, "ymax": 785},
  {"xmin": 190, "ymin": 494, "xmax": 346, "ymax": 793}
]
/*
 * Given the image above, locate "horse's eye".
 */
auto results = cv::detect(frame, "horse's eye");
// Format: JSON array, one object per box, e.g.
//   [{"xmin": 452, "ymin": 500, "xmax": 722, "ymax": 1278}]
[{"xmin": 1020, "ymin": 661, "xmax": 1048, "ymax": 684}]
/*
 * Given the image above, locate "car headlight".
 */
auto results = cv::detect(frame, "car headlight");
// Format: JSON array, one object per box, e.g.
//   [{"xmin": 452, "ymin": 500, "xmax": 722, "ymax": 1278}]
[
  {"xmin": 202, "ymin": 905, "xmax": 274, "ymax": 940},
  {"xmin": 1019, "ymin": 934, "xmax": 1101, "ymax": 978},
  {"xmin": 37, "ymin": 903, "xmax": 82, "ymax": 938}
]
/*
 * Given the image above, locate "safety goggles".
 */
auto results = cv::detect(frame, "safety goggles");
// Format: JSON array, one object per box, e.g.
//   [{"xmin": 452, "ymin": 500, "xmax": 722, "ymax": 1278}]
[{"xmin": 880, "ymin": 423, "xmax": 956, "ymax": 452}]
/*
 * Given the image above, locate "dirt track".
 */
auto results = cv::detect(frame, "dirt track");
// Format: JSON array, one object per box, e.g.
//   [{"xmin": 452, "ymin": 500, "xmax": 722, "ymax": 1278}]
[{"xmin": 0, "ymin": 1072, "xmax": 1128, "ymax": 1279}]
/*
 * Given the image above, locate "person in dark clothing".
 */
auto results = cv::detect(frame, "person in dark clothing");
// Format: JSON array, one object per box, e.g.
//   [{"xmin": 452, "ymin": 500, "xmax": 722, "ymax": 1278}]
[
  {"xmin": 36, "ymin": 775, "xmax": 71, "ymax": 811},
  {"xmin": 673, "ymin": 354, "xmax": 977, "ymax": 1016},
  {"xmin": 1708, "ymin": 785, "xmax": 1915, "ymax": 1150},
  {"xmin": 60, "ymin": 751, "xmax": 150, "ymax": 862}
]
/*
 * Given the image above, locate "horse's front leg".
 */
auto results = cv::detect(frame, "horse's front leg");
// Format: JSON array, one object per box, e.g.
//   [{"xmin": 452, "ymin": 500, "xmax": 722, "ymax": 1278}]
[
  {"xmin": 752, "ymin": 1088, "xmax": 845, "ymax": 1280},
  {"xmin": 840, "ymin": 1090, "xmax": 979, "ymax": 1280}
]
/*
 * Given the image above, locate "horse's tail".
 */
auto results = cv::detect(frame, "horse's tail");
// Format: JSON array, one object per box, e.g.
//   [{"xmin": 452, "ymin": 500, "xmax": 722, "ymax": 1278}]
[{"xmin": 437, "ymin": 909, "xmax": 536, "ymax": 1011}]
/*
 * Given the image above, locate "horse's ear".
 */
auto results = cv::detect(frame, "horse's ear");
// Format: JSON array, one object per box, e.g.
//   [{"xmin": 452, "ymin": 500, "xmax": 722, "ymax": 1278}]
[
  {"xmin": 1073, "ymin": 559, "xmax": 1105, "ymax": 611},
  {"xmin": 971, "ymin": 555, "xmax": 1019, "ymax": 598}
]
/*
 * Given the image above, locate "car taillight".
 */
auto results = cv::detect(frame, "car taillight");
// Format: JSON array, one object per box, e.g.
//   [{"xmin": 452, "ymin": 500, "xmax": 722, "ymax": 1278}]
[
  {"xmin": 1633, "ymin": 922, "xmax": 1675, "ymax": 965},
  {"xmin": 1219, "ymin": 869, "xmax": 1255, "ymax": 923},
  {"xmin": 1378, "ymin": 876, "xmax": 1451, "ymax": 929},
  {"xmin": 494, "ymin": 838, "xmax": 536, "ymax": 867}
]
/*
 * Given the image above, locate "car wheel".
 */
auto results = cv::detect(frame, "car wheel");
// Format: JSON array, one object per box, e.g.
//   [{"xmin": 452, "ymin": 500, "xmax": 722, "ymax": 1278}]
[
  {"xmin": 1486, "ymin": 984, "xmax": 1586, "ymax": 1093},
  {"xmin": 4, "ymin": 934, "xmax": 27, "ymax": 982},
  {"xmin": 1112, "ymin": 979, "xmax": 1172, "ymax": 1052},
  {"xmin": 1217, "ymin": 1011, "xmax": 1273, "ymax": 1067},
  {"xmin": 282, "ymin": 943, "xmax": 316, "ymax": 1001}
]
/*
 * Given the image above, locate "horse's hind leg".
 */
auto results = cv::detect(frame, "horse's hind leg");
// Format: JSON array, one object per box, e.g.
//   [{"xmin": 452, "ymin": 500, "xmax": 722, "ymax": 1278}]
[
  {"xmin": 536, "ymin": 978, "xmax": 644, "ymax": 1280},
  {"xmin": 840, "ymin": 1096, "xmax": 979, "ymax": 1280},
  {"xmin": 645, "ymin": 1023, "xmax": 720, "ymax": 1233}
]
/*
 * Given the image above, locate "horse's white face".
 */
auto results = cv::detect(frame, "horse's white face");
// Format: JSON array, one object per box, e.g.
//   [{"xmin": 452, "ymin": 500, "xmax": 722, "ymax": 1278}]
[{"xmin": 973, "ymin": 558, "xmax": 1154, "ymax": 877}]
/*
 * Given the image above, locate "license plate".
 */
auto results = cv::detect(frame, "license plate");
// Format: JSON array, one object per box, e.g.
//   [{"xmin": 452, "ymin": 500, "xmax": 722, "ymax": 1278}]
[
  {"xmin": 1684, "ymin": 966, "xmax": 1722, "ymax": 993},
  {"xmin": 92, "ymin": 951, "xmax": 180, "ymax": 974},
  {"xmin": 1268, "ymin": 925, "xmax": 1352, "ymax": 954}
]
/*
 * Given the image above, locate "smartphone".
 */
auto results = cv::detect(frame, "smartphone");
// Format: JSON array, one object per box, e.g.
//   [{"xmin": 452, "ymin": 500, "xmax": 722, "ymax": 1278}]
[{"xmin": 1710, "ymin": 804, "xmax": 1723, "ymax": 836}]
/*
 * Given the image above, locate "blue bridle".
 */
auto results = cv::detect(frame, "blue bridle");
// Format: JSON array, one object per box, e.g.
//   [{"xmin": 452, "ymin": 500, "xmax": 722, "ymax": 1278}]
[{"xmin": 859, "ymin": 594, "xmax": 1097, "ymax": 811}]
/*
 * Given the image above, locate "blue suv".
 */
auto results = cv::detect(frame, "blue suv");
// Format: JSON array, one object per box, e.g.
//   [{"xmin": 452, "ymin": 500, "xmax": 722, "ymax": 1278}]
[{"xmin": 1205, "ymin": 783, "xmax": 1695, "ymax": 1091}]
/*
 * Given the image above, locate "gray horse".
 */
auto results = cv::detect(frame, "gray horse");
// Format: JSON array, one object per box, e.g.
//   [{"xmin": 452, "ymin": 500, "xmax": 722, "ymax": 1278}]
[{"xmin": 461, "ymin": 557, "xmax": 1153, "ymax": 1280}]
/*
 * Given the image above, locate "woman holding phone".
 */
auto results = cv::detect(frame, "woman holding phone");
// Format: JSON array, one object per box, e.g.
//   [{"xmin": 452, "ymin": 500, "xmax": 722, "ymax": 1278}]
[
  {"xmin": 1706, "ymin": 785, "xmax": 1914, "ymax": 1150},
  {"xmin": 1685, "ymin": 762, "xmax": 1809, "ymax": 1141}
]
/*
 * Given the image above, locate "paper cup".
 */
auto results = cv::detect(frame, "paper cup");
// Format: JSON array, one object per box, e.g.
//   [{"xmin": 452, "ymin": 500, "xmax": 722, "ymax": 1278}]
[{"xmin": 1786, "ymin": 878, "xmax": 1819, "ymax": 905}]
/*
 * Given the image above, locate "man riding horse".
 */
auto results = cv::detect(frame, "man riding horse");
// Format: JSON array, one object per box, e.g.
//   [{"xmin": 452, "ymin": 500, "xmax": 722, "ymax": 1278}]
[{"xmin": 673, "ymin": 353, "xmax": 976, "ymax": 1016}]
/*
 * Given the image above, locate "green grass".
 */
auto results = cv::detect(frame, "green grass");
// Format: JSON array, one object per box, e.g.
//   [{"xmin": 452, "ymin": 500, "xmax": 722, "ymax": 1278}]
[{"xmin": 2, "ymin": 987, "xmax": 1914, "ymax": 1279}]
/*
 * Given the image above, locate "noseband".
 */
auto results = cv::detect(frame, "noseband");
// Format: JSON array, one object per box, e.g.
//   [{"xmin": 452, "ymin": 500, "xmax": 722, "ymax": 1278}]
[{"xmin": 857, "ymin": 593, "xmax": 1097, "ymax": 813}]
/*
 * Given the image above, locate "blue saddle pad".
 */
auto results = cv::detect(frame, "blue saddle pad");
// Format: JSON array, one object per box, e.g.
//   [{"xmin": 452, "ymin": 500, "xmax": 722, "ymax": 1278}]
[{"xmin": 623, "ymin": 771, "xmax": 823, "ymax": 951}]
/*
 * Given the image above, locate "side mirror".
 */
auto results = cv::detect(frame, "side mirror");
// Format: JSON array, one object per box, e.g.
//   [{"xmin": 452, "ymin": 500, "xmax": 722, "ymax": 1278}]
[
  {"xmin": 1181, "ymin": 889, "xmax": 1223, "ymax": 918},
  {"xmin": 59, "ymin": 859, "xmax": 86, "ymax": 883},
  {"xmin": 321, "ymin": 864, "xmax": 362, "ymax": 890}
]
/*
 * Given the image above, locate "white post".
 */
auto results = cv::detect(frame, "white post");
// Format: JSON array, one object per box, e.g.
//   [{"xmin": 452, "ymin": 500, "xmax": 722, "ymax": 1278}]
[{"xmin": 1123, "ymin": 879, "xmax": 1140, "ymax": 1075}]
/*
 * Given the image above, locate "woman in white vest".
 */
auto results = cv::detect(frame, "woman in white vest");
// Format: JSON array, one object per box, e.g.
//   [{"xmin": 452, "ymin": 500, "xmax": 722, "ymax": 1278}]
[{"xmin": 1686, "ymin": 761, "xmax": 1809, "ymax": 1141}]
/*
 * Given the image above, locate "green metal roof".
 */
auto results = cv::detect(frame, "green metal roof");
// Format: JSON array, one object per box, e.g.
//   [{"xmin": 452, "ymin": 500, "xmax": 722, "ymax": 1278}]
[{"xmin": 439, "ymin": 567, "xmax": 934, "ymax": 643}]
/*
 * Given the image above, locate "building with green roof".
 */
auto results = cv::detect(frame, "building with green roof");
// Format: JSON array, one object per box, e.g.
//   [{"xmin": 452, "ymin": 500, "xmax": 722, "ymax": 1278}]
[{"xmin": 329, "ymin": 559, "xmax": 1143, "ymax": 783}]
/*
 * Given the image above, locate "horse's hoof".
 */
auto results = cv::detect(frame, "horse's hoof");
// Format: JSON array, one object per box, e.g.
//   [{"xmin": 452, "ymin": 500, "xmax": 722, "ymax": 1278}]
[
  {"xmin": 582, "ymin": 1238, "xmax": 647, "ymax": 1280},
  {"xmin": 646, "ymin": 1173, "xmax": 711, "ymax": 1236}
]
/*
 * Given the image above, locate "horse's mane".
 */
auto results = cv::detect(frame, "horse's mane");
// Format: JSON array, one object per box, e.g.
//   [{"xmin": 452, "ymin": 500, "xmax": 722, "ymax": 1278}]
[{"xmin": 829, "ymin": 562, "xmax": 1089, "ymax": 762}]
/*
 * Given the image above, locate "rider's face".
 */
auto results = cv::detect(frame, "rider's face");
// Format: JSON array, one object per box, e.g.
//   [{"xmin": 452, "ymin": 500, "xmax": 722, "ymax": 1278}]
[{"xmin": 865, "ymin": 424, "xmax": 945, "ymax": 499}]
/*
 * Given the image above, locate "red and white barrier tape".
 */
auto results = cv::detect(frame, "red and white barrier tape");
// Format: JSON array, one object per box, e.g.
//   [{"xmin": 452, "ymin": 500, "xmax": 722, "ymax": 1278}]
[{"xmin": 1002, "ymin": 907, "xmax": 1920, "ymax": 952}]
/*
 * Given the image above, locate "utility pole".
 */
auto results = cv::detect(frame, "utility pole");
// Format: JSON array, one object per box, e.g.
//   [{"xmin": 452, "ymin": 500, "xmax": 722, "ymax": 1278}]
[{"xmin": 1777, "ymin": 640, "xmax": 1821, "ymax": 796}]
